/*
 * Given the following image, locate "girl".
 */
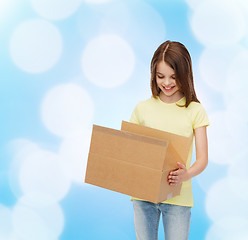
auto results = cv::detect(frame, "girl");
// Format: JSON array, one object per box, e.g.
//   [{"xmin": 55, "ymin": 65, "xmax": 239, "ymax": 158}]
[{"xmin": 129, "ymin": 41, "xmax": 209, "ymax": 240}]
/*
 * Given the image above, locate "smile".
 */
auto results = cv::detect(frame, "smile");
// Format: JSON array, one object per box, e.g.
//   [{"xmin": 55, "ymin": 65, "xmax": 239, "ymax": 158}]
[{"xmin": 162, "ymin": 86, "xmax": 175, "ymax": 91}]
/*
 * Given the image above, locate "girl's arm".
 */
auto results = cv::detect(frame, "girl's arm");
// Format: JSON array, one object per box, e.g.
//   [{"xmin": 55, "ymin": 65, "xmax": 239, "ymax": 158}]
[{"xmin": 168, "ymin": 126, "xmax": 208, "ymax": 185}]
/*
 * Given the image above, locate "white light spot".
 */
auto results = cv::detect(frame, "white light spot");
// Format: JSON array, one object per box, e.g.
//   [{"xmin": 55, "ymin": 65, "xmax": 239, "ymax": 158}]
[
  {"xmin": 205, "ymin": 178, "xmax": 248, "ymax": 222},
  {"xmin": 41, "ymin": 84, "xmax": 94, "ymax": 137},
  {"xmin": 59, "ymin": 130, "xmax": 92, "ymax": 183},
  {"xmin": 125, "ymin": 2, "xmax": 166, "ymax": 58},
  {"xmin": 199, "ymin": 45, "xmax": 244, "ymax": 92},
  {"xmin": 30, "ymin": 0, "xmax": 83, "ymax": 20},
  {"xmin": 98, "ymin": 2, "xmax": 129, "ymax": 35},
  {"xmin": 226, "ymin": 50, "xmax": 248, "ymax": 99},
  {"xmin": 206, "ymin": 217, "xmax": 248, "ymax": 240},
  {"xmin": 12, "ymin": 199, "xmax": 64, "ymax": 240},
  {"xmin": 227, "ymin": 152, "xmax": 248, "ymax": 201},
  {"xmin": 82, "ymin": 34, "xmax": 135, "ymax": 88},
  {"xmin": 237, "ymin": 0, "xmax": 248, "ymax": 15},
  {"xmin": 13, "ymin": 204, "xmax": 48, "ymax": 240},
  {"xmin": 10, "ymin": 19, "xmax": 62, "ymax": 73},
  {"xmin": 20, "ymin": 192, "xmax": 62, "ymax": 207},
  {"xmin": 9, "ymin": 139, "xmax": 40, "ymax": 199},
  {"xmin": 190, "ymin": 0, "xmax": 246, "ymax": 46},
  {"xmin": 78, "ymin": 2, "xmax": 165, "ymax": 60},
  {"xmin": 222, "ymin": 49, "xmax": 248, "ymax": 122},
  {"xmin": 85, "ymin": 0, "xmax": 113, "ymax": 4},
  {"xmin": 223, "ymin": 95, "xmax": 248, "ymax": 122},
  {"xmin": 19, "ymin": 149, "xmax": 71, "ymax": 203},
  {"xmin": 0, "ymin": 0, "xmax": 13, "ymax": 20},
  {"xmin": 0, "ymin": 205, "xmax": 12, "ymax": 239},
  {"xmin": 0, "ymin": 0, "xmax": 9, "ymax": 10},
  {"xmin": 9, "ymin": 139, "xmax": 40, "ymax": 160},
  {"xmin": 196, "ymin": 162, "xmax": 223, "ymax": 193},
  {"xmin": 225, "ymin": 105, "xmax": 248, "ymax": 145},
  {"xmin": 208, "ymin": 112, "xmax": 247, "ymax": 165},
  {"xmin": 185, "ymin": 0, "xmax": 202, "ymax": 10}
]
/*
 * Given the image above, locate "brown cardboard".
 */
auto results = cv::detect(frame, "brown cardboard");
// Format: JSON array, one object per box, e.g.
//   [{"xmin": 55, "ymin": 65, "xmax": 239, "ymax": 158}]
[
  {"xmin": 121, "ymin": 121, "xmax": 192, "ymax": 201},
  {"xmin": 121, "ymin": 121, "xmax": 192, "ymax": 166},
  {"xmin": 85, "ymin": 122, "xmax": 192, "ymax": 203}
]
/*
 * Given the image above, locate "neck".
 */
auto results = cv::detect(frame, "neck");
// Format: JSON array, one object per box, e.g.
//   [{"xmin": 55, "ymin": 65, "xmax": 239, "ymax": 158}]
[{"xmin": 158, "ymin": 92, "xmax": 184, "ymax": 103}]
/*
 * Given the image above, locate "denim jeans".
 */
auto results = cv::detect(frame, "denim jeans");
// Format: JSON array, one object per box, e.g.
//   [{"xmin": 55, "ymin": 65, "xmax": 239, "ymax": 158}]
[{"xmin": 133, "ymin": 199, "xmax": 191, "ymax": 240}]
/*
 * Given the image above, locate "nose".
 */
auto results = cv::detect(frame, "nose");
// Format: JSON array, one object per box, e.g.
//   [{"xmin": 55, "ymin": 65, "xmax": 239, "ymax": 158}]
[{"xmin": 162, "ymin": 77, "xmax": 171, "ymax": 86}]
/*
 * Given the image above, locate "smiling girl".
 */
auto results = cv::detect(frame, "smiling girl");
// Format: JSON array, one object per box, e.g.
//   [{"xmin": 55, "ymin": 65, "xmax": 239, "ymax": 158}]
[{"xmin": 130, "ymin": 40, "xmax": 209, "ymax": 240}]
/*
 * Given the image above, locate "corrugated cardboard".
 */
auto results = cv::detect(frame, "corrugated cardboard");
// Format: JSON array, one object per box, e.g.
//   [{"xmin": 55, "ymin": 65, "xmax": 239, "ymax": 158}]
[{"xmin": 85, "ymin": 121, "xmax": 192, "ymax": 203}]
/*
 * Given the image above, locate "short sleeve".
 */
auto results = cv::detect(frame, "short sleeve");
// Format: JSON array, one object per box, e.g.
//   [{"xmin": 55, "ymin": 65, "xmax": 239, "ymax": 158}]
[
  {"xmin": 129, "ymin": 103, "xmax": 140, "ymax": 124},
  {"xmin": 192, "ymin": 104, "xmax": 210, "ymax": 129}
]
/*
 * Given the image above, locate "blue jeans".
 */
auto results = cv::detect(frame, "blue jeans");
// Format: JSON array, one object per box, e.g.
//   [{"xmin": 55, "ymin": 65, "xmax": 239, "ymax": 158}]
[{"xmin": 133, "ymin": 200, "xmax": 191, "ymax": 240}]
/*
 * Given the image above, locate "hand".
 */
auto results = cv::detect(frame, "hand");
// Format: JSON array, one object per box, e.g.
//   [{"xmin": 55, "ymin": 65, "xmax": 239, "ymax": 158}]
[{"xmin": 168, "ymin": 162, "xmax": 189, "ymax": 186}]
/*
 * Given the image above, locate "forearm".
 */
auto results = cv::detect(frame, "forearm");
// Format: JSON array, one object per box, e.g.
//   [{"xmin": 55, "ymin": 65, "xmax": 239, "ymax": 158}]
[
  {"xmin": 186, "ymin": 126, "xmax": 208, "ymax": 180},
  {"xmin": 168, "ymin": 126, "xmax": 208, "ymax": 185},
  {"xmin": 168, "ymin": 158, "xmax": 208, "ymax": 185},
  {"xmin": 186, "ymin": 157, "xmax": 208, "ymax": 181}
]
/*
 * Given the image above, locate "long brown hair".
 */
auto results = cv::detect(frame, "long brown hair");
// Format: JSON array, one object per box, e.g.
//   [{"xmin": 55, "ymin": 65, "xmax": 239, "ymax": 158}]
[{"xmin": 150, "ymin": 40, "xmax": 199, "ymax": 107}]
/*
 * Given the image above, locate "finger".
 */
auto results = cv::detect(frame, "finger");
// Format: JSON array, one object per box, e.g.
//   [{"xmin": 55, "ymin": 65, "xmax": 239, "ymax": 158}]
[
  {"xmin": 169, "ymin": 170, "xmax": 179, "ymax": 176},
  {"xmin": 177, "ymin": 162, "xmax": 186, "ymax": 169},
  {"xmin": 169, "ymin": 175, "xmax": 178, "ymax": 180},
  {"xmin": 168, "ymin": 176, "xmax": 178, "ymax": 184}
]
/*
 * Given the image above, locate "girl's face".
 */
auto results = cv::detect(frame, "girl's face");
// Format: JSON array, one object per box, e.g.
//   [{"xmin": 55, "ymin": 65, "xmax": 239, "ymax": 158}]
[{"xmin": 156, "ymin": 61, "xmax": 183, "ymax": 103}]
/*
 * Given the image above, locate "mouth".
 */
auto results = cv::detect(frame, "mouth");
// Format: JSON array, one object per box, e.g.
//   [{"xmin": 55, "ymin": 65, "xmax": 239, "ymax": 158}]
[{"xmin": 162, "ymin": 86, "xmax": 175, "ymax": 92}]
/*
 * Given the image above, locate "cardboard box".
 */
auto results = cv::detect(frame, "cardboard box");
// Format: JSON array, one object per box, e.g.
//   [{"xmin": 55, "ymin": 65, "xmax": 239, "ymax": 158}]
[{"xmin": 85, "ymin": 121, "xmax": 192, "ymax": 203}]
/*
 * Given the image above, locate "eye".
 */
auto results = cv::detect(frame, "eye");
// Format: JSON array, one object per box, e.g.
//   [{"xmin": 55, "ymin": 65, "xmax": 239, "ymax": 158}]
[
  {"xmin": 157, "ymin": 75, "xmax": 163, "ymax": 79},
  {"xmin": 171, "ymin": 76, "xmax": 176, "ymax": 80}
]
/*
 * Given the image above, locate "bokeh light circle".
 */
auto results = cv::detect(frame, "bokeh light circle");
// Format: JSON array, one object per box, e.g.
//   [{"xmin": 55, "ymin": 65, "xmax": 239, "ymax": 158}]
[
  {"xmin": 12, "ymin": 199, "xmax": 64, "ymax": 240},
  {"xmin": 77, "ymin": 1, "xmax": 165, "ymax": 60},
  {"xmin": 30, "ymin": 0, "xmax": 83, "ymax": 20},
  {"xmin": 19, "ymin": 149, "xmax": 71, "ymax": 203},
  {"xmin": 205, "ymin": 178, "xmax": 248, "ymax": 222},
  {"xmin": 199, "ymin": 45, "xmax": 244, "ymax": 92},
  {"xmin": 59, "ymin": 130, "xmax": 92, "ymax": 183},
  {"xmin": 0, "ymin": 205, "xmax": 12, "ymax": 239},
  {"xmin": 185, "ymin": 0, "xmax": 202, "ymax": 10},
  {"xmin": 226, "ymin": 50, "xmax": 248, "ymax": 99},
  {"xmin": 10, "ymin": 19, "xmax": 62, "ymax": 73},
  {"xmin": 9, "ymin": 139, "xmax": 41, "ymax": 199},
  {"xmin": 227, "ymin": 151, "xmax": 248, "ymax": 201},
  {"xmin": 206, "ymin": 217, "xmax": 248, "ymax": 240},
  {"xmin": 207, "ymin": 111, "xmax": 246, "ymax": 165},
  {"xmin": 85, "ymin": 0, "xmax": 113, "ymax": 4},
  {"xmin": 41, "ymin": 83, "xmax": 94, "ymax": 137},
  {"xmin": 82, "ymin": 34, "xmax": 135, "ymax": 88},
  {"xmin": 191, "ymin": 0, "xmax": 246, "ymax": 46},
  {"xmin": 124, "ymin": 1, "xmax": 166, "ymax": 59}
]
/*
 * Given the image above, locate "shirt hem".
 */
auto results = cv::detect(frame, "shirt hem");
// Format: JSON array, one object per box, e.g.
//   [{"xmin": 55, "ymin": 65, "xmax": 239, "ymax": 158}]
[{"xmin": 130, "ymin": 197, "xmax": 193, "ymax": 208}]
